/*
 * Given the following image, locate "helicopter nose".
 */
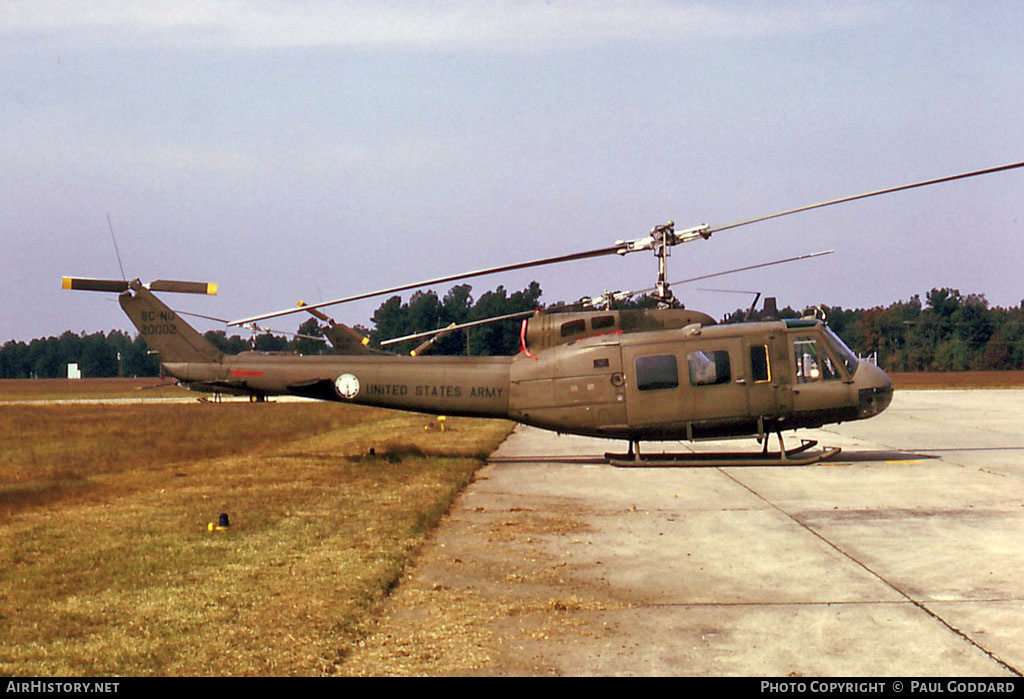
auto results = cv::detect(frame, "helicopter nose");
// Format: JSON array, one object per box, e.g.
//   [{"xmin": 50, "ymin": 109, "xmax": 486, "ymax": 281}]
[{"xmin": 854, "ymin": 361, "xmax": 894, "ymax": 419}]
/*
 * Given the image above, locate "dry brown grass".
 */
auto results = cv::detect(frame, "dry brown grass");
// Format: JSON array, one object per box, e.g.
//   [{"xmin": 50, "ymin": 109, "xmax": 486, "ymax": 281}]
[
  {"xmin": 0, "ymin": 378, "xmax": 191, "ymax": 401},
  {"xmin": 889, "ymin": 370, "xmax": 1024, "ymax": 389},
  {"xmin": 0, "ymin": 401, "xmax": 513, "ymax": 676}
]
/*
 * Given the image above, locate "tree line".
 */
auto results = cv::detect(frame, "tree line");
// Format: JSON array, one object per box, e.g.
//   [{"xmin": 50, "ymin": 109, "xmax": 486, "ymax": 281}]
[
  {"xmin": 0, "ymin": 330, "xmax": 160, "ymax": 379},
  {"xmin": 3, "ymin": 285, "xmax": 1022, "ymax": 379},
  {"xmin": 0, "ymin": 283, "xmax": 544, "ymax": 378},
  {"xmin": 722, "ymin": 287, "xmax": 1024, "ymax": 371}
]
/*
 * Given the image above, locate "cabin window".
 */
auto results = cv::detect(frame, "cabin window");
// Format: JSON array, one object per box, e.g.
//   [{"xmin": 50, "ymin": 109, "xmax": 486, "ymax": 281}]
[
  {"xmin": 687, "ymin": 350, "xmax": 732, "ymax": 386},
  {"xmin": 750, "ymin": 345, "xmax": 771, "ymax": 383},
  {"xmin": 560, "ymin": 319, "xmax": 586, "ymax": 337},
  {"xmin": 591, "ymin": 315, "xmax": 615, "ymax": 330},
  {"xmin": 794, "ymin": 336, "xmax": 840, "ymax": 383},
  {"xmin": 593, "ymin": 358, "xmax": 610, "ymax": 369},
  {"xmin": 635, "ymin": 354, "xmax": 679, "ymax": 391}
]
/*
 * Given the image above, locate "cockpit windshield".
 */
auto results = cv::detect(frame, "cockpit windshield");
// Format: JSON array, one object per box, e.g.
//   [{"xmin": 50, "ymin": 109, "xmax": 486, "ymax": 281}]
[{"xmin": 823, "ymin": 327, "xmax": 860, "ymax": 375}]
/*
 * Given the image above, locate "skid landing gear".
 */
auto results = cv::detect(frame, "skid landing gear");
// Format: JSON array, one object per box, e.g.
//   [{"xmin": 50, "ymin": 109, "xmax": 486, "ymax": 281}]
[{"xmin": 604, "ymin": 433, "xmax": 841, "ymax": 468}]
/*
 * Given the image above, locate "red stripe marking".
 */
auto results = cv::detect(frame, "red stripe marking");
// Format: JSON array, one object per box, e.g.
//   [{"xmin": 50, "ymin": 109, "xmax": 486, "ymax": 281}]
[{"xmin": 230, "ymin": 369, "xmax": 265, "ymax": 378}]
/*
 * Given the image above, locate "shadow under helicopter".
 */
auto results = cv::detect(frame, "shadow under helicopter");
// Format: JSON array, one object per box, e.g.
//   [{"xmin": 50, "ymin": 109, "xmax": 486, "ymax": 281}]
[{"xmin": 487, "ymin": 448, "xmax": 939, "ymax": 468}]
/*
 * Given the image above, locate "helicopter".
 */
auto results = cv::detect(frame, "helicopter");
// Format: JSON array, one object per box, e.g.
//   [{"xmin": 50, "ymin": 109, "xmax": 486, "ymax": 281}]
[{"xmin": 63, "ymin": 161, "xmax": 1024, "ymax": 466}]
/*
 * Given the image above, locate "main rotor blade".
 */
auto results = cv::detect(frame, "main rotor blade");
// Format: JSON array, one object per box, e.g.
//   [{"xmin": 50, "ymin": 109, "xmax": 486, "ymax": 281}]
[
  {"xmin": 708, "ymin": 161, "xmax": 1024, "ymax": 235},
  {"xmin": 380, "ymin": 310, "xmax": 536, "ymax": 347},
  {"xmin": 174, "ymin": 309, "xmax": 229, "ymax": 323},
  {"xmin": 229, "ymin": 245, "xmax": 622, "ymax": 326},
  {"xmin": 608, "ymin": 250, "xmax": 835, "ymax": 301},
  {"xmin": 249, "ymin": 327, "xmax": 327, "ymax": 342},
  {"xmin": 389, "ymin": 252, "xmax": 833, "ymax": 340},
  {"xmin": 670, "ymin": 250, "xmax": 834, "ymax": 286},
  {"xmin": 695, "ymin": 287, "xmax": 760, "ymax": 295},
  {"xmin": 230, "ymin": 160, "xmax": 1024, "ymax": 327}
]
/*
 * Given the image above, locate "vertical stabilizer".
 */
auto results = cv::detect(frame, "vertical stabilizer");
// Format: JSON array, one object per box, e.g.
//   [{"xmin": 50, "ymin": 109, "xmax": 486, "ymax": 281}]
[{"xmin": 117, "ymin": 281, "xmax": 223, "ymax": 363}]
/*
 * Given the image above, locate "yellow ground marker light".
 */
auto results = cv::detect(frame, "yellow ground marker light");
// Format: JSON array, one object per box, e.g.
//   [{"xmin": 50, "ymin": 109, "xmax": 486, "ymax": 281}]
[{"xmin": 207, "ymin": 513, "xmax": 230, "ymax": 532}]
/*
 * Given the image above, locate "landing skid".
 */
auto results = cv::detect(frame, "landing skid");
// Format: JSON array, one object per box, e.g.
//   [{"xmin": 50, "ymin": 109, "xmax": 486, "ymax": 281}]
[{"xmin": 605, "ymin": 437, "xmax": 841, "ymax": 468}]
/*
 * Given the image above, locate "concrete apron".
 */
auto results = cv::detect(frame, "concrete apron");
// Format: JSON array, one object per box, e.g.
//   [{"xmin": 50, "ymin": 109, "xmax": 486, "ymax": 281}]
[{"xmin": 374, "ymin": 390, "xmax": 1024, "ymax": 676}]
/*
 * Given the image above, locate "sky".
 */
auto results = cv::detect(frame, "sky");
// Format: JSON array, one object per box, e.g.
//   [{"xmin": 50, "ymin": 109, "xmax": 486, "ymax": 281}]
[{"xmin": 2, "ymin": 0, "xmax": 1023, "ymax": 342}]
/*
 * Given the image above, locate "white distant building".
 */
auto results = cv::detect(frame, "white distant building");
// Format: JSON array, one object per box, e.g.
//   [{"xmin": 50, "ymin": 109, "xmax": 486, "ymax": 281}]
[{"xmin": 67, "ymin": 363, "xmax": 81, "ymax": 379}]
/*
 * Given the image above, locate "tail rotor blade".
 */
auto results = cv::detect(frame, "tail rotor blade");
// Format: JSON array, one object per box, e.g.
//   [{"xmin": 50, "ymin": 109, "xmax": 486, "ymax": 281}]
[
  {"xmin": 149, "ymin": 280, "xmax": 218, "ymax": 295},
  {"xmin": 61, "ymin": 277, "xmax": 130, "ymax": 293},
  {"xmin": 62, "ymin": 278, "xmax": 218, "ymax": 295}
]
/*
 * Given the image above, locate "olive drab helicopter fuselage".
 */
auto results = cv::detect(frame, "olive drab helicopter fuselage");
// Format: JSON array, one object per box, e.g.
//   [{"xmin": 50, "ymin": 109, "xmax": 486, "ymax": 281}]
[
  {"xmin": 64, "ymin": 278, "xmax": 891, "ymax": 465},
  {"xmin": 62, "ymin": 160, "xmax": 1023, "ymax": 465}
]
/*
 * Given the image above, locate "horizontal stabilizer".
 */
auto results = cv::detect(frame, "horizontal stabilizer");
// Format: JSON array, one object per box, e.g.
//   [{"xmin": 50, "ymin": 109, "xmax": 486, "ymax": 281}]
[{"xmin": 297, "ymin": 299, "xmax": 332, "ymax": 322}]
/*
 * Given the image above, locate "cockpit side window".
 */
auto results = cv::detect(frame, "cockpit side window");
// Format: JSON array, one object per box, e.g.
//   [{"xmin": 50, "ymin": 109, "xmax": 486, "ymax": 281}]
[
  {"xmin": 750, "ymin": 344, "xmax": 771, "ymax": 383},
  {"xmin": 823, "ymin": 327, "xmax": 860, "ymax": 375},
  {"xmin": 794, "ymin": 336, "xmax": 840, "ymax": 383}
]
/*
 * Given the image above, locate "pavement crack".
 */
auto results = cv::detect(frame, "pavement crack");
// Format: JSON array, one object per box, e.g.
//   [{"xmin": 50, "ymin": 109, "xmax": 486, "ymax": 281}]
[
  {"xmin": 719, "ymin": 468, "xmax": 1022, "ymax": 677},
  {"xmin": 645, "ymin": 600, "xmax": 924, "ymax": 608}
]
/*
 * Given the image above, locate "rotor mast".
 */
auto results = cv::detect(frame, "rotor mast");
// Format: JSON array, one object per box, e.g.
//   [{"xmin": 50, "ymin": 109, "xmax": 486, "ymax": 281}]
[
  {"xmin": 627, "ymin": 220, "xmax": 713, "ymax": 307},
  {"xmin": 654, "ymin": 222, "xmax": 673, "ymax": 306}
]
